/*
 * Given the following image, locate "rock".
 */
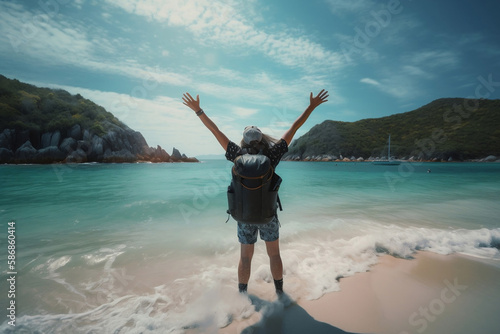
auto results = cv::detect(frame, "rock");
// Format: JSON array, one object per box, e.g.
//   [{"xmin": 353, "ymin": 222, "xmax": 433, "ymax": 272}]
[
  {"xmin": 60, "ymin": 137, "xmax": 77, "ymax": 154},
  {"xmin": 40, "ymin": 131, "xmax": 62, "ymax": 148},
  {"xmin": 89, "ymin": 135, "xmax": 104, "ymax": 160},
  {"xmin": 0, "ymin": 129, "xmax": 14, "ymax": 149},
  {"xmin": 15, "ymin": 141, "xmax": 37, "ymax": 162},
  {"xmin": 50, "ymin": 131, "xmax": 61, "ymax": 147},
  {"xmin": 68, "ymin": 124, "xmax": 82, "ymax": 140},
  {"xmin": 172, "ymin": 147, "xmax": 182, "ymax": 159},
  {"xmin": 77, "ymin": 140, "xmax": 90, "ymax": 152},
  {"xmin": 83, "ymin": 129, "xmax": 91, "ymax": 141},
  {"xmin": 0, "ymin": 148, "xmax": 14, "ymax": 163},
  {"xmin": 143, "ymin": 145, "xmax": 170, "ymax": 162},
  {"xmin": 0, "ymin": 123, "xmax": 198, "ymax": 164},
  {"xmin": 66, "ymin": 149, "xmax": 87, "ymax": 163},
  {"xmin": 357, "ymin": 157, "xmax": 364, "ymax": 161},
  {"xmin": 41, "ymin": 132, "xmax": 52, "ymax": 148},
  {"xmin": 103, "ymin": 149, "xmax": 136, "ymax": 163},
  {"xmin": 13, "ymin": 130, "xmax": 30, "ymax": 151},
  {"xmin": 484, "ymin": 155, "xmax": 497, "ymax": 162},
  {"xmin": 35, "ymin": 146, "xmax": 66, "ymax": 163}
]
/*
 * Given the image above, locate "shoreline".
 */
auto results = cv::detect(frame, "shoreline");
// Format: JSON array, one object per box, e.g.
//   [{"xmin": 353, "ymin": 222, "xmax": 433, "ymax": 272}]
[
  {"xmin": 220, "ymin": 251, "xmax": 500, "ymax": 334},
  {"xmin": 281, "ymin": 158, "xmax": 500, "ymax": 163}
]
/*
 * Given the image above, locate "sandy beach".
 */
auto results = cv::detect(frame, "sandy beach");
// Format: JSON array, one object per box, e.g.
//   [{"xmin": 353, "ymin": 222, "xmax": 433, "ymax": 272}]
[{"xmin": 220, "ymin": 252, "xmax": 500, "ymax": 334}]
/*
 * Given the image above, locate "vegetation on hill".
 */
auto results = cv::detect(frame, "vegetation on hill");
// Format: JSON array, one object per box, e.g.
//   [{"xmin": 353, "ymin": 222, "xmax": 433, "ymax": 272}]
[
  {"xmin": 0, "ymin": 75, "xmax": 197, "ymax": 163},
  {"xmin": 285, "ymin": 98, "xmax": 500, "ymax": 161},
  {"xmin": 0, "ymin": 74, "xmax": 124, "ymax": 136}
]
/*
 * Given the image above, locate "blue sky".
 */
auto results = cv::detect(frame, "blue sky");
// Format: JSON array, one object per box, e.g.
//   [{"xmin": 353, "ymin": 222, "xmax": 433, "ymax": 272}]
[{"xmin": 1, "ymin": 0, "xmax": 499, "ymax": 156}]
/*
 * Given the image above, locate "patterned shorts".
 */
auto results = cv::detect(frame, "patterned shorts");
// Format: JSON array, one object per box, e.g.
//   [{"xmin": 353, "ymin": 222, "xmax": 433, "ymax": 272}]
[{"xmin": 237, "ymin": 216, "xmax": 280, "ymax": 244}]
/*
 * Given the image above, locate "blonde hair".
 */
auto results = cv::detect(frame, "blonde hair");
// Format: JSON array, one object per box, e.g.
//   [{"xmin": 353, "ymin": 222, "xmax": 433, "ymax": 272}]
[{"xmin": 240, "ymin": 133, "xmax": 279, "ymax": 155}]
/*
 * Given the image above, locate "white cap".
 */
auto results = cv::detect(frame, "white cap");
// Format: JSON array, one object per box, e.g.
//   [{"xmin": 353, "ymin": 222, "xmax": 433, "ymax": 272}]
[{"xmin": 243, "ymin": 126, "xmax": 262, "ymax": 144}]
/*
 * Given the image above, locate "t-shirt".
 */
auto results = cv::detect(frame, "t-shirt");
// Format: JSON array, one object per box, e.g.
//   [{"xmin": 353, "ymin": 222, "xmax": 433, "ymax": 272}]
[{"xmin": 225, "ymin": 139, "xmax": 289, "ymax": 168}]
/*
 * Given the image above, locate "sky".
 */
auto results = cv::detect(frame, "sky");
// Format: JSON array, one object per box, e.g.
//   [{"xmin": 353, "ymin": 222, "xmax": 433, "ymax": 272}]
[{"xmin": 1, "ymin": 0, "xmax": 499, "ymax": 157}]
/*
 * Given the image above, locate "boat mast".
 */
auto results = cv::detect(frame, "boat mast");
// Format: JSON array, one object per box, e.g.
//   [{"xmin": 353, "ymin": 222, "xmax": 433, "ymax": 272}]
[{"xmin": 388, "ymin": 134, "xmax": 391, "ymax": 160}]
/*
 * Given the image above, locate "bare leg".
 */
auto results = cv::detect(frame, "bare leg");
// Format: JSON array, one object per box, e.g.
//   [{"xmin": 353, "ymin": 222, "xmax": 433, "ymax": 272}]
[
  {"xmin": 238, "ymin": 243, "xmax": 255, "ymax": 285},
  {"xmin": 265, "ymin": 239, "xmax": 283, "ymax": 280}
]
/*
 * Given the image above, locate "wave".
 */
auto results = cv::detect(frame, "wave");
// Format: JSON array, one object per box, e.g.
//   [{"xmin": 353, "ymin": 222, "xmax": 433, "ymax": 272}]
[{"xmin": 2, "ymin": 225, "xmax": 499, "ymax": 333}]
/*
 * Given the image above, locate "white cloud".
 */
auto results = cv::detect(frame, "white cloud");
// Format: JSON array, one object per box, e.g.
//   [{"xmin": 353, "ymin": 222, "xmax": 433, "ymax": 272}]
[
  {"xmin": 402, "ymin": 65, "xmax": 431, "ymax": 78},
  {"xmin": 360, "ymin": 77, "xmax": 381, "ymax": 86},
  {"xmin": 326, "ymin": 0, "xmax": 374, "ymax": 14},
  {"xmin": 360, "ymin": 74, "xmax": 419, "ymax": 99},
  {"xmin": 104, "ymin": 0, "xmax": 345, "ymax": 73},
  {"xmin": 29, "ymin": 81, "xmax": 213, "ymax": 155},
  {"xmin": 232, "ymin": 107, "xmax": 259, "ymax": 118},
  {"xmin": 408, "ymin": 50, "xmax": 460, "ymax": 69},
  {"xmin": 0, "ymin": 2, "xmax": 192, "ymax": 87}
]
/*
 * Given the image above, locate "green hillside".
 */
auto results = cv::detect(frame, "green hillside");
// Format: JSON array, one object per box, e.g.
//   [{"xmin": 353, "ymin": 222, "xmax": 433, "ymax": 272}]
[
  {"xmin": 285, "ymin": 98, "xmax": 500, "ymax": 161},
  {"xmin": 0, "ymin": 74, "xmax": 124, "ymax": 136},
  {"xmin": 0, "ymin": 75, "xmax": 197, "ymax": 163}
]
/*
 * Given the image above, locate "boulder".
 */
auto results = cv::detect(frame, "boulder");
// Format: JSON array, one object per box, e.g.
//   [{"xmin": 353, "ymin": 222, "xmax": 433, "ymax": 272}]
[
  {"xmin": 40, "ymin": 131, "xmax": 62, "ymax": 148},
  {"xmin": 50, "ymin": 131, "xmax": 61, "ymax": 147},
  {"xmin": 41, "ymin": 132, "xmax": 52, "ymax": 148},
  {"xmin": 35, "ymin": 146, "xmax": 66, "ymax": 163},
  {"xmin": 15, "ymin": 141, "xmax": 37, "ymax": 162},
  {"xmin": 68, "ymin": 124, "xmax": 82, "ymax": 140},
  {"xmin": 13, "ymin": 130, "xmax": 30, "ymax": 151},
  {"xmin": 59, "ymin": 137, "xmax": 77, "ymax": 154},
  {"xmin": 0, "ymin": 129, "xmax": 14, "ymax": 149},
  {"xmin": 144, "ymin": 145, "xmax": 171, "ymax": 162},
  {"xmin": 83, "ymin": 129, "xmax": 91, "ymax": 141},
  {"xmin": 90, "ymin": 136, "xmax": 104, "ymax": 159},
  {"xmin": 0, "ymin": 148, "xmax": 14, "ymax": 163},
  {"xmin": 103, "ymin": 149, "xmax": 136, "ymax": 163},
  {"xmin": 66, "ymin": 149, "xmax": 87, "ymax": 163},
  {"xmin": 484, "ymin": 155, "xmax": 497, "ymax": 162},
  {"xmin": 172, "ymin": 147, "xmax": 182, "ymax": 159}
]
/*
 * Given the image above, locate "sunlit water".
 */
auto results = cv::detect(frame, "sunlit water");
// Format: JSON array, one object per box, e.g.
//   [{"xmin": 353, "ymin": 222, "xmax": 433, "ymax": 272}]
[{"xmin": 1, "ymin": 161, "xmax": 499, "ymax": 333}]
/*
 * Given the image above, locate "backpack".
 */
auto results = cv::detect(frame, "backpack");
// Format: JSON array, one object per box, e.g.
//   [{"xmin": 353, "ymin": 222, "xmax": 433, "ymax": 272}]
[{"xmin": 227, "ymin": 153, "xmax": 283, "ymax": 224}]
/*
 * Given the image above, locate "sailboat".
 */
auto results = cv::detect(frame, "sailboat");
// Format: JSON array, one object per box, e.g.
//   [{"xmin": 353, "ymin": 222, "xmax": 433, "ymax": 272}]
[{"xmin": 372, "ymin": 134, "xmax": 401, "ymax": 165}]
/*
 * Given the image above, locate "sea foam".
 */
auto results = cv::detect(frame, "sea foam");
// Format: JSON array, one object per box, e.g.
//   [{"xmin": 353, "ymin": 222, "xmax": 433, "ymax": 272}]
[{"xmin": 4, "ymin": 223, "xmax": 499, "ymax": 333}]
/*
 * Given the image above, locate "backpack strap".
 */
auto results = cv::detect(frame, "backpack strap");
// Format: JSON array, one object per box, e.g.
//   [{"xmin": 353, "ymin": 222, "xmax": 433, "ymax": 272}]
[{"xmin": 232, "ymin": 165, "xmax": 274, "ymax": 191}]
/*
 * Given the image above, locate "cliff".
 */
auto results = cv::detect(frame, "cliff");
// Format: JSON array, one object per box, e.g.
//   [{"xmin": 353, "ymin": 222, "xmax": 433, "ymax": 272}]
[{"xmin": 0, "ymin": 75, "xmax": 198, "ymax": 164}]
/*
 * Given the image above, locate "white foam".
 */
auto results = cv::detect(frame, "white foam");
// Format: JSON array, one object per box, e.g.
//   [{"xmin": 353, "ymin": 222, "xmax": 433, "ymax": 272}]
[{"xmin": 4, "ymin": 224, "xmax": 499, "ymax": 333}]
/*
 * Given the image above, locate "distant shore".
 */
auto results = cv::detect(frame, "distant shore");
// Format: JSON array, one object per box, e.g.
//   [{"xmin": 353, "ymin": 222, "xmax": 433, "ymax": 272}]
[{"xmin": 282, "ymin": 154, "xmax": 500, "ymax": 163}]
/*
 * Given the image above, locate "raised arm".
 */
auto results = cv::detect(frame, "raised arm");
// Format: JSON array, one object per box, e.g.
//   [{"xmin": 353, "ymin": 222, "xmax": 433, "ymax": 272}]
[
  {"xmin": 182, "ymin": 93, "xmax": 229, "ymax": 150},
  {"xmin": 281, "ymin": 89, "xmax": 329, "ymax": 145}
]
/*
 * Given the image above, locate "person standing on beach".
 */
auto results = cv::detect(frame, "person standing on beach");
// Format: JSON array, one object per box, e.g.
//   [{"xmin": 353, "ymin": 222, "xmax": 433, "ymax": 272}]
[{"xmin": 182, "ymin": 90, "xmax": 329, "ymax": 295}]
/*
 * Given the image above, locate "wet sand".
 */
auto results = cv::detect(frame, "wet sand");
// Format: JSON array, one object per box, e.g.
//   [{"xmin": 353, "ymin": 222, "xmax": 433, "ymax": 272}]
[{"xmin": 220, "ymin": 252, "xmax": 500, "ymax": 334}]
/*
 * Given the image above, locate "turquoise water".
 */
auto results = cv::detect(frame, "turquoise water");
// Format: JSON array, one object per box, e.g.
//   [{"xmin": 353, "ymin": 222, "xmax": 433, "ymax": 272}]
[{"xmin": 1, "ymin": 161, "xmax": 499, "ymax": 333}]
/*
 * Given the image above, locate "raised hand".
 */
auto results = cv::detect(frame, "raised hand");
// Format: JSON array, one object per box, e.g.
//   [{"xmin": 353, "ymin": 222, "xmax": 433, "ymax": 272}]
[
  {"xmin": 309, "ymin": 89, "xmax": 329, "ymax": 109},
  {"xmin": 182, "ymin": 92, "xmax": 201, "ymax": 113}
]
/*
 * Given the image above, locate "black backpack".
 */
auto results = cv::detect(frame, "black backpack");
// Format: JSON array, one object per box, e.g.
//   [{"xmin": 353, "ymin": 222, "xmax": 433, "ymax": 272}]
[{"xmin": 227, "ymin": 153, "xmax": 283, "ymax": 224}]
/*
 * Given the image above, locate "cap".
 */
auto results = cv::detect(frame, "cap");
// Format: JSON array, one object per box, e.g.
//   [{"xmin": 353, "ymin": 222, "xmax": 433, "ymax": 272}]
[{"xmin": 243, "ymin": 126, "xmax": 262, "ymax": 144}]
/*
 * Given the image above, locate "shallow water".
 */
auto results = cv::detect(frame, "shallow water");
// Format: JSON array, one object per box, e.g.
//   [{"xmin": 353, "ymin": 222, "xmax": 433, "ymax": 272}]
[{"xmin": 1, "ymin": 161, "xmax": 499, "ymax": 333}]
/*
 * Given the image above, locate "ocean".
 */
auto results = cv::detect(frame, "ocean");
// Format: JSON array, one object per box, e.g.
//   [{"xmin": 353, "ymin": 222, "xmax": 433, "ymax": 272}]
[{"xmin": 1, "ymin": 160, "xmax": 499, "ymax": 333}]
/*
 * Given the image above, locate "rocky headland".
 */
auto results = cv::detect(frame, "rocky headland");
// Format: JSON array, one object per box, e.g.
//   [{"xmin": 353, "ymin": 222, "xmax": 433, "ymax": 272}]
[
  {"xmin": 0, "ymin": 124, "xmax": 197, "ymax": 164},
  {"xmin": 283, "ymin": 98, "xmax": 500, "ymax": 162},
  {"xmin": 0, "ymin": 75, "xmax": 197, "ymax": 164}
]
